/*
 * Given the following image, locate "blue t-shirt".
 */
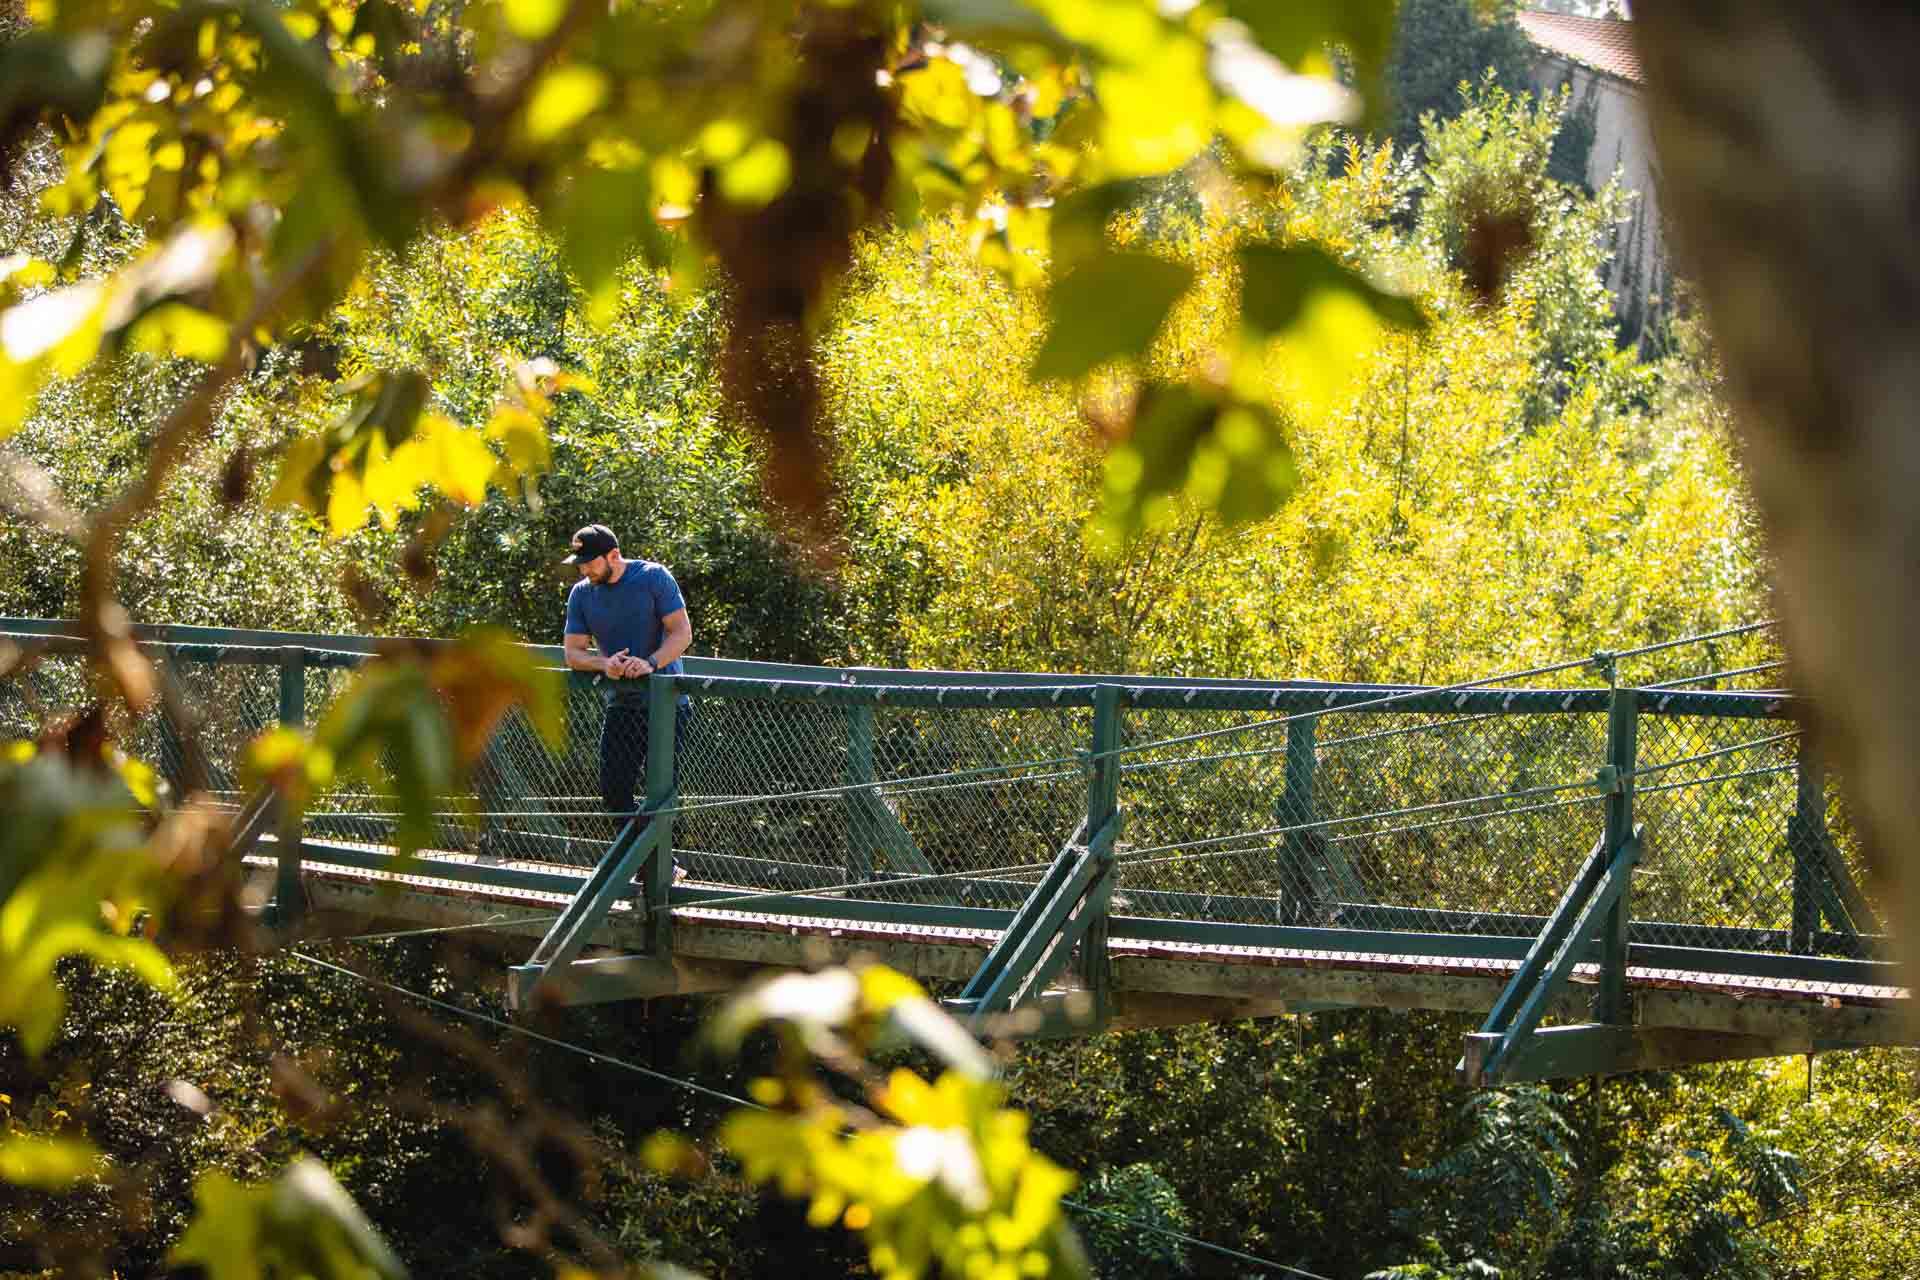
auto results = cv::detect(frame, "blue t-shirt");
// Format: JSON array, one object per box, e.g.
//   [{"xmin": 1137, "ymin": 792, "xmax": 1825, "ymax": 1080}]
[{"xmin": 564, "ymin": 560, "xmax": 687, "ymax": 703}]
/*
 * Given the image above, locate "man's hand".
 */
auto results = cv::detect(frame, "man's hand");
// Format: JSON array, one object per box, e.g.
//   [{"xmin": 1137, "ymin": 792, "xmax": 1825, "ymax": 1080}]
[{"xmin": 605, "ymin": 648, "xmax": 630, "ymax": 679}]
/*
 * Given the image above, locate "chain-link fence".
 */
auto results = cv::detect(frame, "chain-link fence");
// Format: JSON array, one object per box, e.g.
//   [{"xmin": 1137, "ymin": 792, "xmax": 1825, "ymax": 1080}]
[{"xmin": 0, "ymin": 623, "xmax": 1886, "ymax": 979}]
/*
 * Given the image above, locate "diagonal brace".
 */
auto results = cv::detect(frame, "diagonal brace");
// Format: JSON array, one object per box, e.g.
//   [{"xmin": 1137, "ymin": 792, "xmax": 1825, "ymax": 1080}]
[
  {"xmin": 513, "ymin": 805, "xmax": 671, "ymax": 1009},
  {"xmin": 1466, "ymin": 827, "xmax": 1641, "ymax": 1085},
  {"xmin": 950, "ymin": 813, "xmax": 1118, "ymax": 1026}
]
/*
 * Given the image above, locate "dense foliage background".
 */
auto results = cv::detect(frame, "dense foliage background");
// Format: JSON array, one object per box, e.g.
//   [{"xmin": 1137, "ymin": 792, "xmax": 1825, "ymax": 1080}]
[{"xmin": 3, "ymin": 41, "xmax": 1915, "ymax": 1280}]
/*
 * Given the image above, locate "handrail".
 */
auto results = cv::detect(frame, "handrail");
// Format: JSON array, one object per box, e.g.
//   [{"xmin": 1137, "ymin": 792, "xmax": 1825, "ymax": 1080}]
[{"xmin": 0, "ymin": 618, "xmax": 1798, "ymax": 718}]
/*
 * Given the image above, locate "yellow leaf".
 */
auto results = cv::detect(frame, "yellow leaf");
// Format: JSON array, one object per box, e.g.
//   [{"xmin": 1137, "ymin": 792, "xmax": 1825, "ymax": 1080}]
[
  {"xmin": 718, "ymin": 139, "xmax": 792, "ymax": 205},
  {"xmin": 115, "ymin": 757, "xmax": 159, "ymax": 808},
  {"xmin": 127, "ymin": 303, "xmax": 230, "ymax": 362},
  {"xmin": 503, "ymin": 0, "xmax": 566, "ymax": 40},
  {"xmin": 900, "ymin": 58, "xmax": 976, "ymax": 131},
  {"xmin": 422, "ymin": 416, "xmax": 499, "ymax": 505},
  {"xmin": 326, "ymin": 467, "xmax": 366, "ymax": 537},
  {"xmin": 0, "ymin": 355, "xmax": 48, "ymax": 439},
  {"xmin": 1094, "ymin": 39, "xmax": 1213, "ymax": 177},
  {"xmin": 0, "ymin": 1136, "xmax": 100, "ymax": 1190},
  {"xmin": 524, "ymin": 66, "xmax": 609, "ymax": 143}
]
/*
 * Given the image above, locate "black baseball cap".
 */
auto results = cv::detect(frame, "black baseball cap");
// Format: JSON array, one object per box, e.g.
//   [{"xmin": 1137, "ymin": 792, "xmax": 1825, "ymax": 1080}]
[{"xmin": 562, "ymin": 524, "xmax": 618, "ymax": 563}]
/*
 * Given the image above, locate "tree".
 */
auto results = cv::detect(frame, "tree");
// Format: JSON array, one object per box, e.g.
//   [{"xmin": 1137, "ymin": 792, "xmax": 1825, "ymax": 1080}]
[
  {"xmin": 1385, "ymin": 0, "xmax": 1535, "ymax": 155},
  {"xmin": 1631, "ymin": 5, "xmax": 1920, "ymax": 995}
]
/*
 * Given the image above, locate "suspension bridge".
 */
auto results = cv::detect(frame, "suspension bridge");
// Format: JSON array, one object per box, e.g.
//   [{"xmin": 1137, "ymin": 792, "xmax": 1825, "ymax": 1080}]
[{"xmin": 1, "ymin": 617, "xmax": 1907, "ymax": 1087}]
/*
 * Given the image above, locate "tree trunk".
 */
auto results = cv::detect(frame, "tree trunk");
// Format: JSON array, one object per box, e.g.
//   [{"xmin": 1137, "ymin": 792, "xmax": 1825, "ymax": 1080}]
[{"xmin": 1635, "ymin": 2, "xmax": 1920, "ymax": 987}]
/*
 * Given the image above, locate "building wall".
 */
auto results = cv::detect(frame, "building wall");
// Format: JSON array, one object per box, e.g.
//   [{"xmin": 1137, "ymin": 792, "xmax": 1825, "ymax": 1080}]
[{"xmin": 1531, "ymin": 58, "xmax": 1673, "ymax": 347}]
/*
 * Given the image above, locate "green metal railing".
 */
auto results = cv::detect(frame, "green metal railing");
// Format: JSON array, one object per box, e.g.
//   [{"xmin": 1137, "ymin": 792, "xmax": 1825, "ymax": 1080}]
[{"xmin": 0, "ymin": 618, "xmax": 1889, "ymax": 995}]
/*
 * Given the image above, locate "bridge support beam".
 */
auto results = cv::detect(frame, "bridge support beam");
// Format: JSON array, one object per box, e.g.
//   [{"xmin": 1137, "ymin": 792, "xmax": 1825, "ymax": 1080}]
[
  {"xmin": 1462, "ymin": 686, "xmax": 1640, "ymax": 1087},
  {"xmin": 948, "ymin": 685, "xmax": 1124, "ymax": 1032},
  {"xmin": 510, "ymin": 676, "xmax": 681, "ymax": 1012},
  {"xmin": 1462, "ymin": 1024, "xmax": 1828, "ymax": 1085}
]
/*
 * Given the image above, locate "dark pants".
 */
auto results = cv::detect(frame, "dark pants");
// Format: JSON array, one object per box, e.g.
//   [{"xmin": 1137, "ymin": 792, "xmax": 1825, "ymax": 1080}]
[{"xmin": 599, "ymin": 698, "xmax": 692, "ymax": 830}]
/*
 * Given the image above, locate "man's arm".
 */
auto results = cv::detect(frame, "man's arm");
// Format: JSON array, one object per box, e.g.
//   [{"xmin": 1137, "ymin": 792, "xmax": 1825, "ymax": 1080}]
[
  {"xmin": 636, "ymin": 608, "xmax": 692, "ymax": 674},
  {"xmin": 564, "ymin": 632, "xmax": 633, "ymax": 677}
]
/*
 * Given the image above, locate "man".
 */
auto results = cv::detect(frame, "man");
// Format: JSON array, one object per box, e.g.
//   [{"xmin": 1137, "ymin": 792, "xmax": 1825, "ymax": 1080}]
[{"xmin": 561, "ymin": 523, "xmax": 693, "ymax": 878}]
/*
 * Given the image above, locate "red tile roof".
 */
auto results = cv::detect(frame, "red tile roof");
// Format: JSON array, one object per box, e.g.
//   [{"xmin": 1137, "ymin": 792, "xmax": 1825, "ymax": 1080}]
[{"xmin": 1517, "ymin": 10, "xmax": 1642, "ymax": 85}]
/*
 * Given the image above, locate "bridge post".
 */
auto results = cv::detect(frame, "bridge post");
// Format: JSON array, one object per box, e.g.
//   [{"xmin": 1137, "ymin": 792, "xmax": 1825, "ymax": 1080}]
[
  {"xmin": 1082, "ymin": 683, "xmax": 1123, "ymax": 1016},
  {"xmin": 1276, "ymin": 716, "xmax": 1315, "ymax": 923},
  {"xmin": 946, "ymin": 684, "xmax": 1123, "ymax": 1031},
  {"xmin": 1595, "ymin": 685, "xmax": 1637, "ymax": 1024},
  {"xmin": 271, "ymin": 646, "xmax": 307, "ymax": 927},
  {"xmin": 845, "ymin": 705, "xmax": 875, "ymax": 884},
  {"xmin": 641, "ymin": 673, "xmax": 679, "ymax": 955}
]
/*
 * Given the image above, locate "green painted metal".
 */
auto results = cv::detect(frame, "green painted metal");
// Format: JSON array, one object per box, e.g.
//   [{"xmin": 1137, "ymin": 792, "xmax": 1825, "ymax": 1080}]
[
  {"xmin": 516, "ymin": 817, "xmax": 664, "ymax": 1008},
  {"xmin": 1466, "ymin": 833, "xmax": 1642, "ymax": 1085},
  {"xmin": 1081, "ymin": 683, "xmax": 1123, "ymax": 1020},
  {"xmin": 953, "ymin": 687, "xmax": 1127, "ymax": 1026},
  {"xmin": 272, "ymin": 648, "xmax": 308, "ymax": 927},
  {"xmin": 1597, "ymin": 687, "xmax": 1638, "ymax": 1023},
  {"xmin": 0, "ymin": 618, "xmax": 1802, "ymax": 716},
  {"xmin": 288, "ymin": 838, "xmax": 588, "ymax": 895},
  {"xmin": 642, "ymin": 675, "xmax": 680, "ymax": 955},
  {"xmin": 1463, "ymin": 1023, "xmax": 1826, "ymax": 1084},
  {"xmin": 1790, "ymin": 748, "xmax": 1879, "ymax": 952},
  {"xmin": 844, "ymin": 704, "xmax": 934, "ymax": 877},
  {"xmin": 9, "ymin": 613, "xmax": 1907, "ymax": 1066}
]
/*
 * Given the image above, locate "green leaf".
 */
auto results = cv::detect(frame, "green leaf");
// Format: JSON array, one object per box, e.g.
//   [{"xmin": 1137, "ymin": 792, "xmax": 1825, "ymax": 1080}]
[
  {"xmin": 1237, "ymin": 242, "xmax": 1426, "ymax": 336},
  {"xmin": 549, "ymin": 165, "xmax": 671, "ymax": 288},
  {"xmin": 1046, "ymin": 179, "xmax": 1144, "ymax": 271},
  {"xmin": 1029, "ymin": 252, "xmax": 1193, "ymax": 380},
  {"xmin": 920, "ymin": 0, "xmax": 1071, "ymax": 53},
  {"xmin": 1240, "ymin": 244, "xmax": 1422, "ymax": 418},
  {"xmin": 171, "ymin": 1171, "xmax": 270, "ymax": 1280},
  {"xmin": 0, "ymin": 1135, "xmax": 100, "ymax": 1190},
  {"xmin": 171, "ymin": 1161, "xmax": 405, "ymax": 1280},
  {"xmin": 1095, "ymin": 385, "xmax": 1299, "ymax": 542},
  {"xmin": 0, "ymin": 753, "xmax": 174, "ymax": 1056}
]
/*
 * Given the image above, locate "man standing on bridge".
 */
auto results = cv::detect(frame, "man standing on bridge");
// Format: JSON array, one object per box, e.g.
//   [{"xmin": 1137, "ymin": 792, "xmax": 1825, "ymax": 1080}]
[{"xmin": 561, "ymin": 523, "xmax": 693, "ymax": 877}]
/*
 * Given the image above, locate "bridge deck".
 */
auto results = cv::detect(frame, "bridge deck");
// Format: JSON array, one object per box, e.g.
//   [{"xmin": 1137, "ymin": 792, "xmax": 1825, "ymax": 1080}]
[{"xmin": 256, "ymin": 842, "xmax": 1906, "ymax": 1053}]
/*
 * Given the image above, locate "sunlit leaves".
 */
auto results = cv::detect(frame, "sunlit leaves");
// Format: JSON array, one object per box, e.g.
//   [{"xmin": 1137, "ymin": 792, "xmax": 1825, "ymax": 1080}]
[
  {"xmin": 0, "ymin": 1135, "xmax": 103, "ymax": 1191},
  {"xmin": 1029, "ymin": 252, "xmax": 1193, "ymax": 381},
  {"xmin": 706, "ymin": 966, "xmax": 1083, "ymax": 1279},
  {"xmin": 0, "ymin": 220, "xmax": 237, "ymax": 435},
  {"xmin": 270, "ymin": 363, "xmax": 558, "ymax": 537},
  {"xmin": 169, "ymin": 1159, "xmax": 406, "ymax": 1280}
]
